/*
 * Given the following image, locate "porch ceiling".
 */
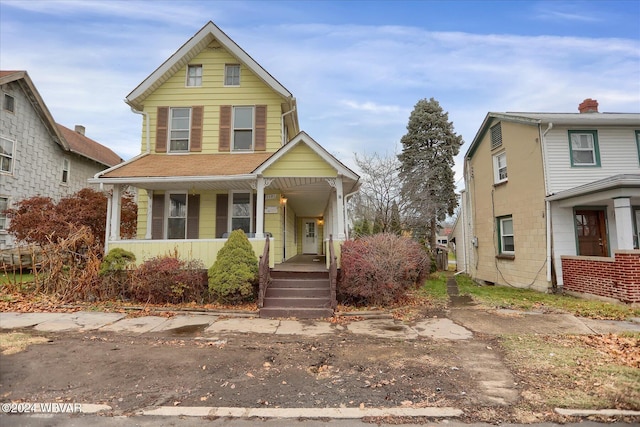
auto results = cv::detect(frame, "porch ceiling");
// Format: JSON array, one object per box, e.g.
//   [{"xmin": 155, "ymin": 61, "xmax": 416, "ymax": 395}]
[{"xmin": 273, "ymin": 177, "xmax": 333, "ymax": 217}]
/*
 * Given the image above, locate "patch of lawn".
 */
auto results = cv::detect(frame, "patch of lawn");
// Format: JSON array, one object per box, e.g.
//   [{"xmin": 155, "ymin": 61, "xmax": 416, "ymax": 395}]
[
  {"xmin": 455, "ymin": 274, "xmax": 640, "ymax": 320},
  {"xmin": 418, "ymin": 273, "xmax": 449, "ymax": 306},
  {"xmin": 1, "ymin": 271, "xmax": 34, "ymax": 285},
  {"xmin": 0, "ymin": 332, "xmax": 50, "ymax": 355}
]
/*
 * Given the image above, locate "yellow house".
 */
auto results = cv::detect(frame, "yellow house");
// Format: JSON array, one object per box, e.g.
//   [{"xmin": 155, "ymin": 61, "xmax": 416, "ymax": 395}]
[{"xmin": 91, "ymin": 22, "xmax": 360, "ymax": 316}]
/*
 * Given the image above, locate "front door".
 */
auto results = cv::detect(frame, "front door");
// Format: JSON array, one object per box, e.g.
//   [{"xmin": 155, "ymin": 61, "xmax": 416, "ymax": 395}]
[
  {"xmin": 575, "ymin": 209, "xmax": 608, "ymax": 257},
  {"xmin": 303, "ymin": 220, "xmax": 317, "ymax": 254}
]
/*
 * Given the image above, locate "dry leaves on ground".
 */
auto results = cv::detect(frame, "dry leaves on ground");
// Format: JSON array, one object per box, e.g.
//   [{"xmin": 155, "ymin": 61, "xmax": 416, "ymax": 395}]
[{"xmin": 577, "ymin": 333, "xmax": 640, "ymax": 368}]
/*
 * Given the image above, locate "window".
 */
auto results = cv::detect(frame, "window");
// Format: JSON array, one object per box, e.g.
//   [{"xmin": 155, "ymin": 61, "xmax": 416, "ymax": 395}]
[
  {"xmin": 490, "ymin": 123, "xmax": 502, "ymax": 150},
  {"xmin": 61, "ymin": 158, "xmax": 70, "ymax": 183},
  {"xmin": 3, "ymin": 94, "xmax": 14, "ymax": 113},
  {"xmin": 0, "ymin": 136, "xmax": 14, "ymax": 173},
  {"xmin": 169, "ymin": 108, "xmax": 191, "ymax": 152},
  {"xmin": 569, "ymin": 130, "xmax": 600, "ymax": 166},
  {"xmin": 493, "ymin": 151, "xmax": 507, "ymax": 184},
  {"xmin": 0, "ymin": 197, "xmax": 7, "ymax": 231},
  {"xmin": 498, "ymin": 216, "xmax": 514, "ymax": 254},
  {"xmin": 225, "ymin": 64, "xmax": 240, "ymax": 86},
  {"xmin": 186, "ymin": 65, "xmax": 202, "ymax": 87},
  {"xmin": 167, "ymin": 193, "xmax": 187, "ymax": 239},
  {"xmin": 230, "ymin": 192, "xmax": 251, "ymax": 233},
  {"xmin": 636, "ymin": 131, "xmax": 640, "ymax": 165},
  {"xmin": 233, "ymin": 106, "xmax": 254, "ymax": 151}
]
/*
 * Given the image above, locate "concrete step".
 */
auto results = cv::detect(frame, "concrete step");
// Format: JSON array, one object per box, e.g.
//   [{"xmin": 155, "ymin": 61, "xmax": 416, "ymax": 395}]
[
  {"xmin": 262, "ymin": 297, "xmax": 331, "ymax": 308},
  {"xmin": 269, "ymin": 278, "xmax": 329, "ymax": 289},
  {"xmin": 259, "ymin": 307, "xmax": 334, "ymax": 319},
  {"xmin": 265, "ymin": 287, "xmax": 330, "ymax": 298}
]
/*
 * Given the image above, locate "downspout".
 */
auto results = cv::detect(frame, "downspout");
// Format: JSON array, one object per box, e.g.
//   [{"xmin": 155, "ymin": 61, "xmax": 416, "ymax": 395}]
[
  {"xmin": 343, "ymin": 187, "xmax": 360, "ymax": 240},
  {"xmin": 281, "ymin": 106, "xmax": 296, "ymax": 146},
  {"xmin": 130, "ymin": 106, "xmax": 150, "ymax": 154},
  {"xmin": 541, "ymin": 123, "xmax": 553, "ymax": 284}
]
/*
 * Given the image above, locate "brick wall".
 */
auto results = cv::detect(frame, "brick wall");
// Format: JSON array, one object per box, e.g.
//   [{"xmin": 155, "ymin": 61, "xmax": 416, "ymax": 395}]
[{"xmin": 561, "ymin": 251, "xmax": 640, "ymax": 303}]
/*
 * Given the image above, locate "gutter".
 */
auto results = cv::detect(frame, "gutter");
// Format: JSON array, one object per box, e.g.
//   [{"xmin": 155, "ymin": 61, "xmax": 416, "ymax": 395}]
[
  {"xmin": 130, "ymin": 106, "xmax": 150, "ymax": 154},
  {"xmin": 281, "ymin": 105, "xmax": 297, "ymax": 146}
]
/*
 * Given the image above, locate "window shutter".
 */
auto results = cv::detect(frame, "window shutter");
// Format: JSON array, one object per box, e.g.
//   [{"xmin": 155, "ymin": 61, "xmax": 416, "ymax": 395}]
[
  {"xmin": 255, "ymin": 105, "xmax": 267, "ymax": 151},
  {"xmin": 216, "ymin": 194, "xmax": 228, "ymax": 238},
  {"xmin": 151, "ymin": 193, "xmax": 165, "ymax": 239},
  {"xmin": 190, "ymin": 106, "xmax": 203, "ymax": 152},
  {"xmin": 187, "ymin": 194, "xmax": 200, "ymax": 239},
  {"xmin": 219, "ymin": 105, "xmax": 231, "ymax": 152},
  {"xmin": 252, "ymin": 193, "xmax": 257, "ymax": 231},
  {"xmin": 156, "ymin": 107, "xmax": 168, "ymax": 153}
]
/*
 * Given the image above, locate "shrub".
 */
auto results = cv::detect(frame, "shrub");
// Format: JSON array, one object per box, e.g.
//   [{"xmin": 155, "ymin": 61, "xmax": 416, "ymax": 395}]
[
  {"xmin": 208, "ymin": 229, "xmax": 258, "ymax": 303},
  {"xmin": 99, "ymin": 248, "xmax": 136, "ymax": 275},
  {"xmin": 98, "ymin": 248, "xmax": 136, "ymax": 300},
  {"xmin": 339, "ymin": 233, "xmax": 431, "ymax": 306},
  {"xmin": 130, "ymin": 254, "xmax": 207, "ymax": 304}
]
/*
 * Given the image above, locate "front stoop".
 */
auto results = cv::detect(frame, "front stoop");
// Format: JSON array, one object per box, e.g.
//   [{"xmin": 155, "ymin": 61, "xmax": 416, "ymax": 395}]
[{"xmin": 260, "ymin": 271, "xmax": 333, "ymax": 319}]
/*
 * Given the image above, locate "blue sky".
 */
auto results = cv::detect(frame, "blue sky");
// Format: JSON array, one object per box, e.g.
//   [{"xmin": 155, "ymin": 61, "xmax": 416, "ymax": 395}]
[{"xmin": 1, "ymin": 0, "xmax": 639, "ymax": 183}]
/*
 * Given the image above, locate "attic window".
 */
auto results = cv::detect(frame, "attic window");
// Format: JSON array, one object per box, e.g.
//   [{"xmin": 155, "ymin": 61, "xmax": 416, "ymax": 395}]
[
  {"xmin": 186, "ymin": 65, "xmax": 202, "ymax": 87},
  {"xmin": 61, "ymin": 158, "xmax": 70, "ymax": 184},
  {"xmin": 490, "ymin": 123, "xmax": 502, "ymax": 150},
  {"xmin": 3, "ymin": 94, "xmax": 14, "ymax": 113},
  {"xmin": 225, "ymin": 64, "xmax": 240, "ymax": 86}
]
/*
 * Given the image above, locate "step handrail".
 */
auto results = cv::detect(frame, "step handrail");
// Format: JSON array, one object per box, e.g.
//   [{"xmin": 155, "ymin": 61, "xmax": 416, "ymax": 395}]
[
  {"xmin": 328, "ymin": 234, "xmax": 337, "ymax": 309},
  {"xmin": 258, "ymin": 235, "xmax": 271, "ymax": 308}
]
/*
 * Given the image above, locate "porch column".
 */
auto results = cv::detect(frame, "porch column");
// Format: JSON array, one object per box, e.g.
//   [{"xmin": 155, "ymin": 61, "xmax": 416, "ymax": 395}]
[
  {"xmin": 109, "ymin": 185, "xmax": 122, "ymax": 241},
  {"xmin": 614, "ymin": 197, "xmax": 634, "ymax": 250},
  {"xmin": 255, "ymin": 176, "xmax": 265, "ymax": 238},
  {"xmin": 145, "ymin": 190, "xmax": 153, "ymax": 239},
  {"xmin": 335, "ymin": 174, "xmax": 345, "ymax": 239}
]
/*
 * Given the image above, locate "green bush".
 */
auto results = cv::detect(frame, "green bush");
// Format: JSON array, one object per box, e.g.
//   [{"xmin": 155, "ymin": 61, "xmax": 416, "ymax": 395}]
[
  {"xmin": 99, "ymin": 248, "xmax": 136, "ymax": 276},
  {"xmin": 98, "ymin": 248, "xmax": 136, "ymax": 300},
  {"xmin": 208, "ymin": 229, "xmax": 258, "ymax": 303}
]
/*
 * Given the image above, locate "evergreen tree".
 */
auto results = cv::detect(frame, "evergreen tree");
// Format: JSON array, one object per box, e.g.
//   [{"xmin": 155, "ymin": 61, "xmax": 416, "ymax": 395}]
[
  {"xmin": 390, "ymin": 201, "xmax": 403, "ymax": 236},
  {"xmin": 398, "ymin": 98, "xmax": 462, "ymax": 253}
]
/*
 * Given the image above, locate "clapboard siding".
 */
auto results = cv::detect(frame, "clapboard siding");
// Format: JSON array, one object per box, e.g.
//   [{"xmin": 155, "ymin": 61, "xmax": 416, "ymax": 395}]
[{"xmin": 545, "ymin": 127, "xmax": 640, "ymax": 194}]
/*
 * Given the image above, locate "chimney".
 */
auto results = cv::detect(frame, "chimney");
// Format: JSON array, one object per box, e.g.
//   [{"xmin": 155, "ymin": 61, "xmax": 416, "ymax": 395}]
[
  {"xmin": 74, "ymin": 125, "xmax": 85, "ymax": 135},
  {"xmin": 578, "ymin": 98, "xmax": 599, "ymax": 113}
]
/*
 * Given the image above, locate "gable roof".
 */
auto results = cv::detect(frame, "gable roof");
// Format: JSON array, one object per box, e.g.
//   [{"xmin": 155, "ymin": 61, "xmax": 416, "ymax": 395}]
[
  {"xmin": 126, "ymin": 21, "xmax": 295, "ymax": 110},
  {"xmin": 466, "ymin": 111, "xmax": 640, "ymax": 159},
  {"xmin": 56, "ymin": 124, "xmax": 122, "ymax": 167}
]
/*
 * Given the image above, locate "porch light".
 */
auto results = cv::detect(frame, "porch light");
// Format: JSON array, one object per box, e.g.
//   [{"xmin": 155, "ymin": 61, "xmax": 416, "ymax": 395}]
[
  {"xmin": 280, "ymin": 195, "xmax": 288, "ymax": 204},
  {"xmin": 317, "ymin": 219, "xmax": 324, "ymax": 226}
]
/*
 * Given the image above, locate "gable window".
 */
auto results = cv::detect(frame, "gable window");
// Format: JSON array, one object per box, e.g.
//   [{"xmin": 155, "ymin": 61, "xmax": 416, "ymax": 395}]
[
  {"xmin": 3, "ymin": 94, "xmax": 14, "ymax": 113},
  {"xmin": 225, "ymin": 64, "xmax": 240, "ymax": 86},
  {"xmin": 0, "ymin": 197, "xmax": 7, "ymax": 231},
  {"xmin": 493, "ymin": 151, "xmax": 507, "ymax": 184},
  {"xmin": 497, "ymin": 216, "xmax": 514, "ymax": 254},
  {"xmin": 169, "ymin": 107, "xmax": 191, "ymax": 152},
  {"xmin": 569, "ymin": 130, "xmax": 600, "ymax": 166},
  {"xmin": 233, "ymin": 106, "xmax": 254, "ymax": 151},
  {"xmin": 186, "ymin": 65, "xmax": 202, "ymax": 87},
  {"xmin": 490, "ymin": 123, "xmax": 502, "ymax": 150},
  {"xmin": 167, "ymin": 193, "xmax": 187, "ymax": 239},
  {"xmin": 61, "ymin": 158, "xmax": 70, "ymax": 183},
  {"xmin": 0, "ymin": 136, "xmax": 14, "ymax": 173},
  {"xmin": 230, "ymin": 192, "xmax": 252, "ymax": 234}
]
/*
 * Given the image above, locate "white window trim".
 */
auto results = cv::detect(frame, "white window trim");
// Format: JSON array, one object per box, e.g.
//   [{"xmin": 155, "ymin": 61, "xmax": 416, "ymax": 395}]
[
  {"xmin": 228, "ymin": 190, "xmax": 253, "ymax": 234},
  {"xmin": 232, "ymin": 106, "xmax": 255, "ymax": 152},
  {"xmin": 499, "ymin": 216, "xmax": 514, "ymax": 255},
  {"xmin": 61, "ymin": 157, "xmax": 70, "ymax": 184},
  {"xmin": 0, "ymin": 196, "xmax": 9, "ymax": 232},
  {"xmin": 493, "ymin": 151, "xmax": 507, "ymax": 184},
  {"xmin": 224, "ymin": 64, "xmax": 241, "ymax": 87},
  {"xmin": 0, "ymin": 135, "xmax": 15, "ymax": 175},
  {"xmin": 185, "ymin": 64, "xmax": 202, "ymax": 87},
  {"xmin": 168, "ymin": 107, "xmax": 191, "ymax": 153},
  {"xmin": 165, "ymin": 191, "xmax": 188, "ymax": 239}
]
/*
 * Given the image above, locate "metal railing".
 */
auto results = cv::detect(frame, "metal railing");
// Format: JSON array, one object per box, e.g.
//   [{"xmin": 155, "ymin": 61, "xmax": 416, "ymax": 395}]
[
  {"xmin": 258, "ymin": 235, "xmax": 271, "ymax": 308},
  {"xmin": 328, "ymin": 234, "xmax": 338, "ymax": 309}
]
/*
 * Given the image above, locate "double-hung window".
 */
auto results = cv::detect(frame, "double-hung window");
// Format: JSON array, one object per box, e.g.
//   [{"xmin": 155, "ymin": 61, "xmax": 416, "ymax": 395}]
[
  {"xmin": 230, "ymin": 192, "xmax": 251, "ymax": 234},
  {"xmin": 167, "ymin": 193, "xmax": 187, "ymax": 239},
  {"xmin": 0, "ymin": 197, "xmax": 8, "ymax": 231},
  {"xmin": 493, "ymin": 151, "xmax": 507, "ymax": 184},
  {"xmin": 186, "ymin": 65, "xmax": 202, "ymax": 87},
  {"xmin": 233, "ymin": 106, "xmax": 254, "ymax": 151},
  {"xmin": 224, "ymin": 64, "xmax": 240, "ymax": 86},
  {"xmin": 569, "ymin": 130, "xmax": 600, "ymax": 166},
  {"xmin": 498, "ymin": 216, "xmax": 514, "ymax": 254},
  {"xmin": 169, "ymin": 108, "xmax": 191, "ymax": 152},
  {"xmin": 0, "ymin": 136, "xmax": 14, "ymax": 173},
  {"xmin": 61, "ymin": 158, "xmax": 70, "ymax": 183}
]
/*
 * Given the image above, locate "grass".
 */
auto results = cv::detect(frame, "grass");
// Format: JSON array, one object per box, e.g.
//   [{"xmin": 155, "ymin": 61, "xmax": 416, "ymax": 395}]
[
  {"xmin": 420, "ymin": 272, "xmax": 640, "ymax": 320},
  {"xmin": 1, "ymin": 271, "xmax": 35, "ymax": 285},
  {"xmin": 0, "ymin": 332, "xmax": 49, "ymax": 355}
]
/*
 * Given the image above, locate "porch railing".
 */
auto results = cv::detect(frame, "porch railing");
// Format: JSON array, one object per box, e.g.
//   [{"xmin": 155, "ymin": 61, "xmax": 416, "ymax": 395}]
[
  {"xmin": 258, "ymin": 235, "xmax": 271, "ymax": 308},
  {"xmin": 328, "ymin": 234, "xmax": 338, "ymax": 309}
]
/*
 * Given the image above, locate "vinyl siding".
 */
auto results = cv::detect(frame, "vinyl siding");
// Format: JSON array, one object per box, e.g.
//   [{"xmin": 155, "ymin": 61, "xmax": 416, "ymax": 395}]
[
  {"xmin": 263, "ymin": 143, "xmax": 337, "ymax": 177},
  {"xmin": 545, "ymin": 127, "xmax": 640, "ymax": 195}
]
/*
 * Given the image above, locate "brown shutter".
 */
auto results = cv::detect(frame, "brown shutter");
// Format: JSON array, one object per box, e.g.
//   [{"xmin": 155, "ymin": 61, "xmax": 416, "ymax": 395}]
[
  {"xmin": 190, "ymin": 106, "xmax": 203, "ymax": 152},
  {"xmin": 252, "ymin": 193, "xmax": 257, "ymax": 232},
  {"xmin": 219, "ymin": 105, "xmax": 231, "ymax": 152},
  {"xmin": 187, "ymin": 194, "xmax": 200, "ymax": 239},
  {"xmin": 216, "ymin": 194, "xmax": 228, "ymax": 238},
  {"xmin": 151, "ymin": 193, "xmax": 165, "ymax": 239},
  {"xmin": 254, "ymin": 105, "xmax": 267, "ymax": 151},
  {"xmin": 156, "ymin": 107, "xmax": 168, "ymax": 153}
]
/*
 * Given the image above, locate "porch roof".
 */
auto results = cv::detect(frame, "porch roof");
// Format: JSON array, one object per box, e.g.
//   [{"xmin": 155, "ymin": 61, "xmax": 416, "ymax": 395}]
[{"xmin": 546, "ymin": 174, "xmax": 640, "ymax": 204}]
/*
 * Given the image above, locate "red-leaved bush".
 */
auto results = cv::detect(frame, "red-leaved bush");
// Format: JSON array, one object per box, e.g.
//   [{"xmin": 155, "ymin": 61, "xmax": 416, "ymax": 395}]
[{"xmin": 339, "ymin": 233, "xmax": 430, "ymax": 305}]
